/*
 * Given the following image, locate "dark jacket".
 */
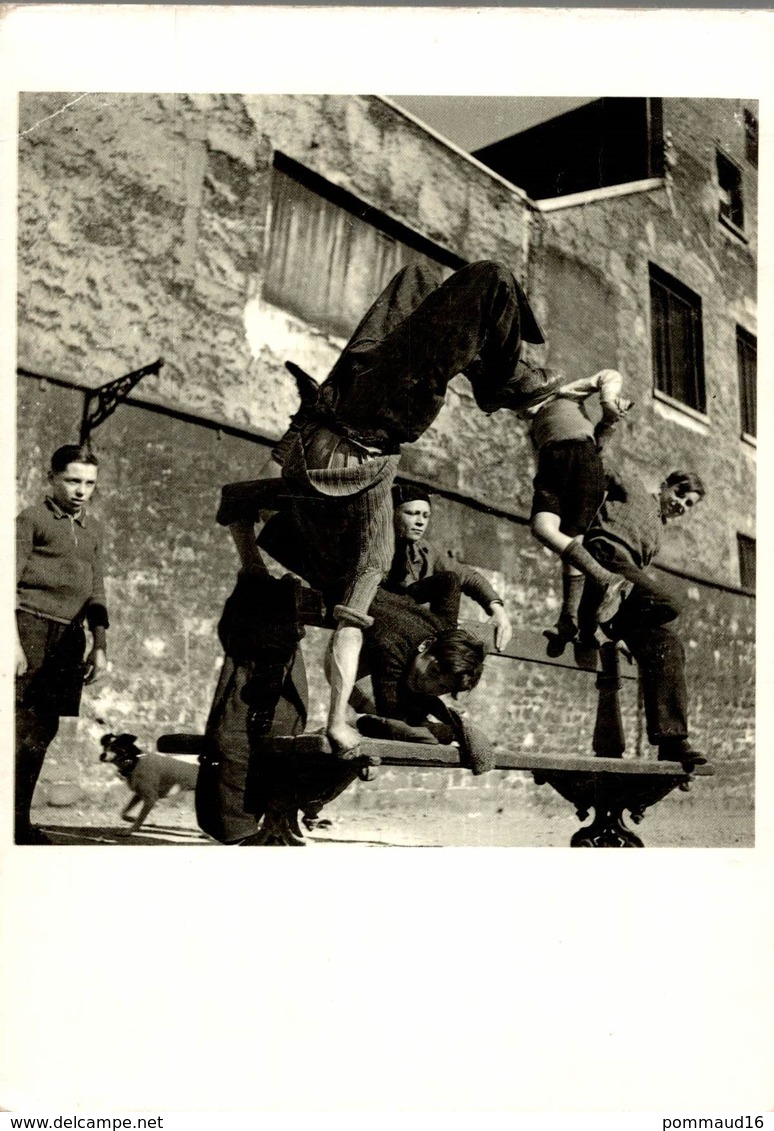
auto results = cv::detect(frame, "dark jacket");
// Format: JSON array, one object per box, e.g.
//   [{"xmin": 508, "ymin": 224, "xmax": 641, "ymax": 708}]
[
  {"xmin": 364, "ymin": 589, "xmax": 448, "ymax": 723},
  {"xmin": 386, "ymin": 538, "xmax": 502, "ymax": 612}
]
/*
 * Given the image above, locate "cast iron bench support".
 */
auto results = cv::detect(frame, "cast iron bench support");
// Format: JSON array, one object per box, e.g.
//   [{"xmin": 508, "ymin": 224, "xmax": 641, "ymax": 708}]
[
  {"xmin": 158, "ymin": 627, "xmax": 713, "ymax": 847},
  {"xmin": 252, "ymin": 736, "xmax": 713, "ymax": 848}
]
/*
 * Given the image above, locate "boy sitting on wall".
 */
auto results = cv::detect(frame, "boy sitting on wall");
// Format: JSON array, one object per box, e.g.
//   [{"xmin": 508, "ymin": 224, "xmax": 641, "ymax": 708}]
[{"xmin": 386, "ymin": 483, "xmax": 513, "ymax": 652}]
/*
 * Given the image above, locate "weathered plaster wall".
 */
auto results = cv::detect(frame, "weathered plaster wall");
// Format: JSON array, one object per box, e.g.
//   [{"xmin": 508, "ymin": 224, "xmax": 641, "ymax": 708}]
[
  {"xmin": 17, "ymin": 94, "xmax": 754, "ymax": 828},
  {"xmin": 18, "ymin": 92, "xmax": 536, "ymax": 484}
]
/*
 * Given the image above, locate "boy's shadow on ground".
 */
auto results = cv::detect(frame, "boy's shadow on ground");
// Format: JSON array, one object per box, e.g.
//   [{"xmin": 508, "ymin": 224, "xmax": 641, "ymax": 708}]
[
  {"xmin": 35, "ymin": 823, "xmax": 420, "ymax": 848},
  {"xmin": 36, "ymin": 823, "xmax": 213, "ymax": 846}
]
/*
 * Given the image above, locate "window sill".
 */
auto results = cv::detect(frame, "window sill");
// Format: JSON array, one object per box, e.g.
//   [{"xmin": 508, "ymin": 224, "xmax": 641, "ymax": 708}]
[
  {"xmin": 536, "ymin": 177, "xmax": 665, "ymax": 211},
  {"xmin": 653, "ymin": 389, "xmax": 710, "ymax": 433},
  {"xmin": 718, "ymin": 214, "xmax": 749, "ymax": 244},
  {"xmin": 741, "ymin": 431, "xmax": 757, "ymax": 449}
]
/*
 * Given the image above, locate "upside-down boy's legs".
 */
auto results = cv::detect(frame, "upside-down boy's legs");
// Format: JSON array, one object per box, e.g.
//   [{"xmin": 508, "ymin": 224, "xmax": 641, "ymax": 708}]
[{"xmin": 339, "ymin": 261, "xmax": 533, "ymax": 421}]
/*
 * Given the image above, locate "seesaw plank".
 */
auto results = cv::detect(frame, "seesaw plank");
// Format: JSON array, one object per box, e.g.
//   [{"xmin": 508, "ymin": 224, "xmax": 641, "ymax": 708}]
[{"xmin": 261, "ymin": 734, "xmax": 714, "ymax": 776}]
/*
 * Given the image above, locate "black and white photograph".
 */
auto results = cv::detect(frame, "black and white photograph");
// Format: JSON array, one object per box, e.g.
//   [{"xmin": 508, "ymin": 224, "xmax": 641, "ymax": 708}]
[
  {"xmin": 1, "ymin": 4, "xmax": 772, "ymax": 1118},
  {"xmin": 12, "ymin": 89, "xmax": 756, "ymax": 850}
]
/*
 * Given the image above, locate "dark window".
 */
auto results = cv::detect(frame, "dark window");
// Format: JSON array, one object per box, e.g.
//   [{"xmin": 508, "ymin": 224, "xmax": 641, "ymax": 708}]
[
  {"xmin": 471, "ymin": 97, "xmax": 664, "ymax": 200},
  {"xmin": 744, "ymin": 109, "xmax": 758, "ymax": 168},
  {"xmin": 737, "ymin": 534, "xmax": 756, "ymax": 592},
  {"xmin": 264, "ymin": 155, "xmax": 461, "ymax": 340},
  {"xmin": 717, "ymin": 150, "xmax": 744, "ymax": 231},
  {"xmin": 736, "ymin": 326, "xmax": 757, "ymax": 438},
  {"xmin": 649, "ymin": 264, "xmax": 706, "ymax": 414}
]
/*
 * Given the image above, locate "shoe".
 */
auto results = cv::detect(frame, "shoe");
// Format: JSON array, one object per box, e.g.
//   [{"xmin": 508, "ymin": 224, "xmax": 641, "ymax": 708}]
[
  {"xmin": 573, "ymin": 635, "xmax": 600, "ymax": 670},
  {"xmin": 16, "ymin": 827, "xmax": 52, "ymax": 845},
  {"xmin": 596, "ymin": 575, "xmax": 628, "ymax": 626},
  {"xmin": 302, "ymin": 815, "xmax": 333, "ymax": 832},
  {"xmin": 657, "ymin": 739, "xmax": 707, "ymax": 768}
]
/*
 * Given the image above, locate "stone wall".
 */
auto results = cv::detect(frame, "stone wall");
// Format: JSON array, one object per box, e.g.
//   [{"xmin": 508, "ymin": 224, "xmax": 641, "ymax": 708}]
[
  {"xmin": 17, "ymin": 378, "xmax": 754, "ymax": 820},
  {"xmin": 533, "ymin": 97, "xmax": 757, "ymax": 587}
]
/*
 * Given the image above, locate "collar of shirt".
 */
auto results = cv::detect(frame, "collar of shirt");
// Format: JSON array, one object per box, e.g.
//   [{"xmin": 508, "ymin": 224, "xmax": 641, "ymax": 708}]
[{"xmin": 45, "ymin": 495, "xmax": 86, "ymax": 526}]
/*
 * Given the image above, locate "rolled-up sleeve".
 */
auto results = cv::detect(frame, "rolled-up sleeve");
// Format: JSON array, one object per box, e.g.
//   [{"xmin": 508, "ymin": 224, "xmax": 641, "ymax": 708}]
[{"xmin": 595, "ymin": 369, "xmax": 624, "ymax": 408}]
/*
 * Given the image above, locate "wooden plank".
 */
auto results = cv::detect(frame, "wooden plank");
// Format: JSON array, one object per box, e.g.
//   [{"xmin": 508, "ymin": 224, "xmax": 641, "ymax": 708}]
[
  {"xmin": 289, "ymin": 613, "xmax": 639, "ymax": 681},
  {"xmin": 460, "ymin": 622, "xmax": 639, "ymax": 680}
]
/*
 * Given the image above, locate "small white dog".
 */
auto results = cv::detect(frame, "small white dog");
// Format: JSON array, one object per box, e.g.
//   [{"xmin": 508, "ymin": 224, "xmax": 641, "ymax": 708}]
[{"xmin": 99, "ymin": 733, "xmax": 198, "ymax": 833}]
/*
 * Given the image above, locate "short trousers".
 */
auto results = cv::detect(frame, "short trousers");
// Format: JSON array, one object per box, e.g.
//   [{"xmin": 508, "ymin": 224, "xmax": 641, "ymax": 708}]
[
  {"xmin": 530, "ymin": 438, "xmax": 605, "ymax": 536},
  {"xmin": 16, "ymin": 610, "xmax": 87, "ymax": 718}
]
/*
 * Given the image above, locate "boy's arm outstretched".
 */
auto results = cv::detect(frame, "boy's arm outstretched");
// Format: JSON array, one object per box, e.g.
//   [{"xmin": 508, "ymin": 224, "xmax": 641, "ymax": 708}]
[
  {"xmin": 556, "ymin": 368, "xmax": 628, "ymax": 416},
  {"xmin": 592, "ymin": 369, "xmax": 632, "ymax": 450}
]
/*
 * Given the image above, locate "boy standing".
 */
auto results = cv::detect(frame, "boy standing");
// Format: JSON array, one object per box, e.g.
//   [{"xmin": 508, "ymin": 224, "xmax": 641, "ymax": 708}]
[
  {"xmin": 578, "ymin": 467, "xmax": 707, "ymax": 768},
  {"xmin": 15, "ymin": 444, "xmax": 110, "ymax": 844}
]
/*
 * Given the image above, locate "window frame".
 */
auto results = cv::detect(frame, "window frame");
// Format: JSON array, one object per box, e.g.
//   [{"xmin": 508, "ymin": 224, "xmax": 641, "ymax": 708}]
[
  {"xmin": 736, "ymin": 325, "xmax": 757, "ymax": 443},
  {"xmin": 716, "ymin": 148, "xmax": 745, "ymax": 237},
  {"xmin": 649, "ymin": 263, "xmax": 707, "ymax": 417},
  {"xmin": 743, "ymin": 109, "xmax": 758, "ymax": 168},
  {"xmin": 263, "ymin": 153, "xmax": 465, "ymax": 341},
  {"xmin": 736, "ymin": 533, "xmax": 756, "ymax": 593}
]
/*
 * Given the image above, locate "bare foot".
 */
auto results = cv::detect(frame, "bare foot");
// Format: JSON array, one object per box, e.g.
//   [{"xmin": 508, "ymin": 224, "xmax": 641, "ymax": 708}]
[{"xmin": 327, "ymin": 721, "xmax": 363, "ymax": 758}]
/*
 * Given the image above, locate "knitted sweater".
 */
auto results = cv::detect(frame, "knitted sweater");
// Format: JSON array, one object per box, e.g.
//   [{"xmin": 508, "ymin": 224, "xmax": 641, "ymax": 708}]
[
  {"xmin": 365, "ymin": 588, "xmax": 448, "ymax": 722},
  {"xmin": 530, "ymin": 369, "xmax": 623, "ymax": 450},
  {"xmin": 585, "ymin": 470, "xmax": 663, "ymax": 569},
  {"xmin": 386, "ymin": 537, "xmax": 502, "ymax": 613},
  {"xmin": 16, "ymin": 498, "xmax": 109, "ymax": 645}
]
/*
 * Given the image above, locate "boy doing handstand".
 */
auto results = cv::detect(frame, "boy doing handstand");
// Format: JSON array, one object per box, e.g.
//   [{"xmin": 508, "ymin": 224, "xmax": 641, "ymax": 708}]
[{"xmin": 221, "ymin": 259, "xmax": 551, "ymax": 756}]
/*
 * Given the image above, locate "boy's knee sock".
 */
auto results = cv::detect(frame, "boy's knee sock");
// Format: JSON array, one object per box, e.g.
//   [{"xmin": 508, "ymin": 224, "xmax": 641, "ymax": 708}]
[
  {"xmin": 561, "ymin": 537, "xmax": 616, "ymax": 589},
  {"xmin": 561, "ymin": 537, "xmax": 627, "ymax": 624},
  {"xmin": 560, "ymin": 571, "xmax": 585, "ymax": 624}
]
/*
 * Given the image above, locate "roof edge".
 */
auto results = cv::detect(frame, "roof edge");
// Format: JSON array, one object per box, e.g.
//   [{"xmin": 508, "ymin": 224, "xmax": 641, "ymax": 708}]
[
  {"xmin": 535, "ymin": 177, "xmax": 666, "ymax": 212},
  {"xmin": 374, "ymin": 95, "xmax": 536, "ymax": 207}
]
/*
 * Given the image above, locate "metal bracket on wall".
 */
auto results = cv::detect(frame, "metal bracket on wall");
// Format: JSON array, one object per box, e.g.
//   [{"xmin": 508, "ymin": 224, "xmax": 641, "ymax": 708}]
[{"xmin": 80, "ymin": 358, "xmax": 164, "ymax": 445}]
